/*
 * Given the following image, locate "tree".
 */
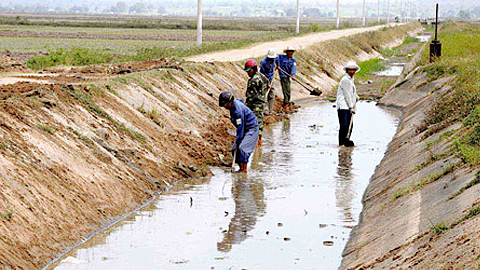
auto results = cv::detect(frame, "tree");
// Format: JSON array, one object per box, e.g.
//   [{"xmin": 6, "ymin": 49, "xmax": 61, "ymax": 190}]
[
  {"xmin": 473, "ymin": 6, "xmax": 480, "ymax": 18},
  {"xmin": 458, "ymin": 10, "xmax": 470, "ymax": 19},
  {"xmin": 129, "ymin": 2, "xmax": 148, "ymax": 14},
  {"xmin": 116, "ymin": 2, "xmax": 128, "ymax": 13}
]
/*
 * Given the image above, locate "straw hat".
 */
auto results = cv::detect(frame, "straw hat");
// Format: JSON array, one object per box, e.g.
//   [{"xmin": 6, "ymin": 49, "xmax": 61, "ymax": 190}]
[
  {"xmin": 283, "ymin": 46, "xmax": 296, "ymax": 53},
  {"xmin": 267, "ymin": 48, "xmax": 277, "ymax": 59},
  {"xmin": 343, "ymin": 61, "xmax": 361, "ymax": 72}
]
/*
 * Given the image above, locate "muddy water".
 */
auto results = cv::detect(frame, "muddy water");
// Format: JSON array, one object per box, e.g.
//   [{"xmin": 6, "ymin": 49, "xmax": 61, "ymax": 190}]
[
  {"xmin": 50, "ymin": 101, "xmax": 400, "ymax": 270},
  {"xmin": 375, "ymin": 62, "xmax": 405, "ymax": 77}
]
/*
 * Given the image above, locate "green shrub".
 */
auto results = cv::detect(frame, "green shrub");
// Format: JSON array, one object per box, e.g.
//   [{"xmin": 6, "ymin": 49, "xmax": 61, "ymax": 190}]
[
  {"xmin": 27, "ymin": 47, "xmax": 115, "ymax": 70},
  {"xmin": 356, "ymin": 58, "xmax": 385, "ymax": 80},
  {"xmin": 403, "ymin": 37, "xmax": 419, "ymax": 44}
]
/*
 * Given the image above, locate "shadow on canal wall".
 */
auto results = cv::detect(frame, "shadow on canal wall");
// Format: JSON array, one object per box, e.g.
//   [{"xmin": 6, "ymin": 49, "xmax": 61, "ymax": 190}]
[
  {"xmin": 0, "ymin": 24, "xmax": 417, "ymax": 270},
  {"xmin": 341, "ymin": 26, "xmax": 480, "ymax": 268}
]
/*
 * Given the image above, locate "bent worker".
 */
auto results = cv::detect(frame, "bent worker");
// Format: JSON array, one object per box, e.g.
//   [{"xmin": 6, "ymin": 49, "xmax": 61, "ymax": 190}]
[
  {"xmin": 337, "ymin": 61, "xmax": 360, "ymax": 147},
  {"xmin": 219, "ymin": 91, "xmax": 259, "ymax": 173},
  {"xmin": 260, "ymin": 48, "xmax": 277, "ymax": 114},
  {"xmin": 276, "ymin": 46, "xmax": 297, "ymax": 107},
  {"xmin": 244, "ymin": 60, "xmax": 268, "ymax": 146}
]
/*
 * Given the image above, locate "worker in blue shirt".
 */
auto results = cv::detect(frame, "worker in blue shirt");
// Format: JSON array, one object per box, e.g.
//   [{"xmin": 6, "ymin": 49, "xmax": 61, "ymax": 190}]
[
  {"xmin": 219, "ymin": 91, "xmax": 259, "ymax": 173},
  {"xmin": 276, "ymin": 46, "xmax": 297, "ymax": 107},
  {"xmin": 260, "ymin": 48, "xmax": 277, "ymax": 114}
]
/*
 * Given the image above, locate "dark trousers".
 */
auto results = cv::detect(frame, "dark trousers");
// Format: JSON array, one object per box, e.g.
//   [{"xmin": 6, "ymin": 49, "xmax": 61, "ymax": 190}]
[
  {"xmin": 280, "ymin": 77, "xmax": 291, "ymax": 105},
  {"xmin": 338, "ymin": 109, "xmax": 353, "ymax": 145}
]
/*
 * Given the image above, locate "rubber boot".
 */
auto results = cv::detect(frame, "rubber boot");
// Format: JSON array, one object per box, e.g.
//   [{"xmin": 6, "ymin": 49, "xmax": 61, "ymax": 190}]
[{"xmin": 344, "ymin": 140, "xmax": 355, "ymax": 147}]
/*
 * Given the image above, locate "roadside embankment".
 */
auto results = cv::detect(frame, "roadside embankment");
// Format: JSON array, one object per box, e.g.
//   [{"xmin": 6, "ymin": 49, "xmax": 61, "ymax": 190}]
[
  {"xmin": 341, "ymin": 22, "xmax": 480, "ymax": 269},
  {"xmin": 0, "ymin": 23, "xmax": 416, "ymax": 269}
]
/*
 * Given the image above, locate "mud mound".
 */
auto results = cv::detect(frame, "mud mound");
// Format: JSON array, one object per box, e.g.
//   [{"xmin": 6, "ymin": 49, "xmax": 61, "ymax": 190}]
[
  {"xmin": 0, "ymin": 54, "xmax": 31, "ymax": 72},
  {"xmin": 264, "ymin": 98, "xmax": 300, "ymax": 124}
]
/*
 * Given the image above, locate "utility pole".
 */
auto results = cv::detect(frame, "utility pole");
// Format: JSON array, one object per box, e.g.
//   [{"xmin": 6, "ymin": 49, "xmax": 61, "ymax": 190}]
[
  {"xmin": 394, "ymin": 0, "xmax": 397, "ymax": 21},
  {"xmin": 336, "ymin": 0, "xmax": 340, "ymax": 28},
  {"xmin": 296, "ymin": 0, "xmax": 300, "ymax": 34},
  {"xmin": 387, "ymin": 0, "xmax": 390, "ymax": 23},
  {"xmin": 362, "ymin": 0, "xmax": 366, "ymax": 26},
  {"xmin": 196, "ymin": 0, "xmax": 202, "ymax": 48},
  {"xmin": 378, "ymin": 0, "xmax": 381, "ymax": 23},
  {"xmin": 404, "ymin": 0, "xmax": 408, "ymax": 22}
]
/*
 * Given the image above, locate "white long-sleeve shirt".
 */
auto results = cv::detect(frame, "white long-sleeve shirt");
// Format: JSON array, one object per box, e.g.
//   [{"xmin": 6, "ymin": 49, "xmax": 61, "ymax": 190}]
[{"xmin": 336, "ymin": 74, "xmax": 359, "ymax": 110}]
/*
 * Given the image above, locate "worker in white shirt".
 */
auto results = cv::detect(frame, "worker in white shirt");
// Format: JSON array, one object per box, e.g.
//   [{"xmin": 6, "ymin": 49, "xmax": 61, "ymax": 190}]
[{"xmin": 336, "ymin": 61, "xmax": 360, "ymax": 147}]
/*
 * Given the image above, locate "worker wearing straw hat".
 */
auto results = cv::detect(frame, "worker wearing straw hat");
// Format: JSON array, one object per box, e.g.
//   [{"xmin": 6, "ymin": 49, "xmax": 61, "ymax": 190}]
[
  {"xmin": 337, "ymin": 61, "xmax": 360, "ymax": 147},
  {"xmin": 276, "ymin": 46, "xmax": 297, "ymax": 107}
]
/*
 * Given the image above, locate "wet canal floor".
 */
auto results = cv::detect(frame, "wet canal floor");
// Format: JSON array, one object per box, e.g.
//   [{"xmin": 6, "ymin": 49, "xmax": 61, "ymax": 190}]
[{"xmin": 51, "ymin": 101, "xmax": 400, "ymax": 270}]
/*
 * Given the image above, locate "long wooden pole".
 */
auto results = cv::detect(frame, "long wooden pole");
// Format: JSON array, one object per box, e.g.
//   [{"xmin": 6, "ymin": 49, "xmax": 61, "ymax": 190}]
[{"xmin": 196, "ymin": 0, "xmax": 202, "ymax": 48}]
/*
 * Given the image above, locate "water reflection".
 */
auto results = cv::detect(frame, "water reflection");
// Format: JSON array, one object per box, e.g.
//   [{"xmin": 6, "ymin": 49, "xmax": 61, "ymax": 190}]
[
  {"xmin": 335, "ymin": 147, "xmax": 355, "ymax": 223},
  {"xmin": 217, "ymin": 175, "xmax": 266, "ymax": 252},
  {"xmin": 49, "ymin": 102, "xmax": 400, "ymax": 270}
]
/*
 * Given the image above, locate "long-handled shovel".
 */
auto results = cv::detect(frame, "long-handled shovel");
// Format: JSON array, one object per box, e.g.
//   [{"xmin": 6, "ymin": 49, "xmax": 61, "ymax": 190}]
[
  {"xmin": 278, "ymin": 67, "xmax": 322, "ymax": 96},
  {"xmin": 231, "ymin": 150, "xmax": 237, "ymax": 172},
  {"xmin": 346, "ymin": 105, "xmax": 356, "ymax": 140},
  {"xmin": 266, "ymin": 79, "xmax": 275, "ymax": 113},
  {"xmin": 346, "ymin": 113, "xmax": 354, "ymax": 140}
]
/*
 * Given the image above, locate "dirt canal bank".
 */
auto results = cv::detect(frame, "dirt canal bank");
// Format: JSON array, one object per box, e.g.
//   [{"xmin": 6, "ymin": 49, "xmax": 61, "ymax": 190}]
[{"xmin": 48, "ymin": 101, "xmax": 400, "ymax": 270}]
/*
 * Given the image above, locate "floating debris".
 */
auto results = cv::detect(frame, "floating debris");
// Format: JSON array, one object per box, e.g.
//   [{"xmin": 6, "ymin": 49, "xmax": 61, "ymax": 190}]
[
  {"xmin": 277, "ymin": 223, "xmax": 283, "ymax": 227},
  {"xmin": 323, "ymin": 241, "xmax": 334, "ymax": 246}
]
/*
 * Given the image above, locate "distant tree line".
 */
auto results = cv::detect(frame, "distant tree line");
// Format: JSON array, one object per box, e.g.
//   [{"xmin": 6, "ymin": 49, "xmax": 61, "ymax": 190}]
[
  {"xmin": 0, "ymin": 1, "xmax": 478, "ymax": 18},
  {"xmin": 0, "ymin": 2, "xmax": 167, "ymax": 15}
]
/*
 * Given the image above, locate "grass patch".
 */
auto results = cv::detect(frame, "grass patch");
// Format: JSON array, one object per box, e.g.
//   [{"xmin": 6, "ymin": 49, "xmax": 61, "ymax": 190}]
[
  {"xmin": 68, "ymin": 127, "xmax": 92, "ymax": 144},
  {"xmin": 392, "ymin": 164, "xmax": 456, "ymax": 201},
  {"xmin": 456, "ymin": 205, "xmax": 480, "ymax": 225},
  {"xmin": 428, "ymin": 204, "xmax": 480, "ymax": 236},
  {"xmin": 356, "ymin": 58, "xmax": 385, "ymax": 80},
  {"xmin": 417, "ymin": 23, "xmax": 480, "ymax": 166},
  {"xmin": 448, "ymin": 172, "xmax": 480, "ymax": 201},
  {"xmin": 430, "ymin": 220, "xmax": 449, "ymax": 235},
  {"xmin": 118, "ymin": 124, "xmax": 147, "ymax": 143},
  {"xmin": 105, "ymin": 85, "xmax": 119, "ymax": 96},
  {"xmin": 403, "ymin": 37, "xmax": 419, "ymax": 44},
  {"xmin": 137, "ymin": 105, "xmax": 165, "ymax": 128},
  {"xmin": 421, "ymin": 129, "xmax": 457, "ymax": 153},
  {"xmin": 64, "ymin": 85, "xmax": 147, "ymax": 143},
  {"xmin": 0, "ymin": 142, "xmax": 7, "ymax": 150},
  {"xmin": 37, "ymin": 124, "xmax": 55, "ymax": 134},
  {"xmin": 27, "ymin": 47, "xmax": 114, "ymax": 70},
  {"xmin": 0, "ymin": 209, "xmax": 13, "ymax": 221}
]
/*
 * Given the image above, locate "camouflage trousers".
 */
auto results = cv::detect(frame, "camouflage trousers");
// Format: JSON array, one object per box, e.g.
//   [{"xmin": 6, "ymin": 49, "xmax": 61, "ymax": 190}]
[{"xmin": 249, "ymin": 104, "xmax": 265, "ymax": 136}]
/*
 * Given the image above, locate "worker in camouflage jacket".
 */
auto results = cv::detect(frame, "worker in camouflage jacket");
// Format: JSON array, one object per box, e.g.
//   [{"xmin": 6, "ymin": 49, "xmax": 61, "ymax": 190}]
[{"xmin": 244, "ymin": 59, "xmax": 269, "ymax": 147}]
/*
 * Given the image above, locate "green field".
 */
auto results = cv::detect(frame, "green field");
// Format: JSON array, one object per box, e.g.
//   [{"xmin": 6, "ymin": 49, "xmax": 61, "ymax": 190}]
[{"xmin": 0, "ymin": 14, "xmax": 384, "ymax": 69}]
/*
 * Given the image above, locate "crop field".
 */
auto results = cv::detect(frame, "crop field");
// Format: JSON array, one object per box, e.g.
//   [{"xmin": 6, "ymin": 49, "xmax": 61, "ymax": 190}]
[{"xmin": 0, "ymin": 13, "xmax": 383, "ymax": 69}]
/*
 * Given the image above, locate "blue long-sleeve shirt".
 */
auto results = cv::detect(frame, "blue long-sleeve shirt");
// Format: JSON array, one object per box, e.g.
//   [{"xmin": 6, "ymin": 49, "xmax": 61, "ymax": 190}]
[
  {"xmin": 276, "ymin": 54, "xmax": 297, "ymax": 79},
  {"xmin": 260, "ymin": 57, "xmax": 276, "ymax": 82},
  {"xmin": 229, "ymin": 99, "xmax": 258, "ymax": 148}
]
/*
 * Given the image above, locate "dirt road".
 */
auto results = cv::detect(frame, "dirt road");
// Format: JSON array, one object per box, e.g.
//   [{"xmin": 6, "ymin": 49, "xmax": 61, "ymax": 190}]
[{"xmin": 188, "ymin": 23, "xmax": 403, "ymax": 62}]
